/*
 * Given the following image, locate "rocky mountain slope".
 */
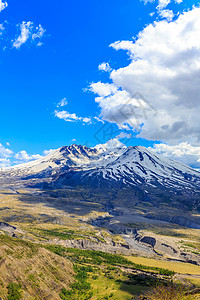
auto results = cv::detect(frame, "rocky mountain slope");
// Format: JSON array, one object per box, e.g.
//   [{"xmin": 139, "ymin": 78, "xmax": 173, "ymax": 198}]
[
  {"xmin": 1, "ymin": 144, "xmax": 200, "ymax": 192},
  {"xmin": 1, "ymin": 144, "xmax": 200, "ymax": 230}
]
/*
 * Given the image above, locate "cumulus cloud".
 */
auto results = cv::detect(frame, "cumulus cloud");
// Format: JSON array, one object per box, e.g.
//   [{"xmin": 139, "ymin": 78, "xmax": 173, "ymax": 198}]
[
  {"xmin": 15, "ymin": 150, "xmax": 42, "ymax": 162},
  {"xmin": 89, "ymin": 82, "xmax": 118, "ymax": 97},
  {"xmin": 0, "ymin": 158, "xmax": 11, "ymax": 168},
  {"xmin": 98, "ymin": 62, "xmax": 112, "ymax": 72},
  {"xmin": 0, "ymin": 0, "xmax": 8, "ymax": 12},
  {"xmin": 57, "ymin": 98, "xmax": 68, "ymax": 107},
  {"xmin": 91, "ymin": 85, "xmax": 157, "ymax": 131},
  {"xmin": 0, "ymin": 143, "xmax": 12, "ymax": 158},
  {"xmin": 158, "ymin": 9, "xmax": 174, "ymax": 21},
  {"xmin": 13, "ymin": 21, "xmax": 45, "ymax": 49},
  {"xmin": 90, "ymin": 7, "xmax": 200, "ymax": 145},
  {"xmin": 43, "ymin": 149, "xmax": 55, "ymax": 156},
  {"xmin": 0, "ymin": 144, "xmax": 58, "ymax": 168},
  {"xmin": 55, "ymin": 110, "xmax": 92, "ymax": 124},
  {"xmin": 0, "ymin": 143, "xmax": 12, "ymax": 168},
  {"xmin": 150, "ymin": 143, "xmax": 200, "ymax": 168},
  {"xmin": 95, "ymin": 138, "xmax": 126, "ymax": 151}
]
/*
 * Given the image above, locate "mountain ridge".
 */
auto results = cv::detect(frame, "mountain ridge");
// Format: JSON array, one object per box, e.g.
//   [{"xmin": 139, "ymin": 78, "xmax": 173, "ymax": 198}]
[{"xmin": 1, "ymin": 144, "xmax": 200, "ymax": 193}]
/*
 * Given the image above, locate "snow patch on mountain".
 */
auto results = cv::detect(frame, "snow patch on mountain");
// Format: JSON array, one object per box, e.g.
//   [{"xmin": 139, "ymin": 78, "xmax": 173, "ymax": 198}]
[{"xmin": 1, "ymin": 144, "xmax": 200, "ymax": 191}]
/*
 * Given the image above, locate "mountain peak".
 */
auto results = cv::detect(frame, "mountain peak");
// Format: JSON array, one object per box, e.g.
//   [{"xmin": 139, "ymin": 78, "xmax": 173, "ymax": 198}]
[{"xmin": 1, "ymin": 143, "xmax": 200, "ymax": 193}]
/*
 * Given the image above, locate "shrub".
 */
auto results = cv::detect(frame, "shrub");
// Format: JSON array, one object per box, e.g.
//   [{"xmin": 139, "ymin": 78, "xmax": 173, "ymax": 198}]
[
  {"xmin": 142, "ymin": 284, "xmax": 194, "ymax": 300},
  {"xmin": 7, "ymin": 282, "xmax": 22, "ymax": 300}
]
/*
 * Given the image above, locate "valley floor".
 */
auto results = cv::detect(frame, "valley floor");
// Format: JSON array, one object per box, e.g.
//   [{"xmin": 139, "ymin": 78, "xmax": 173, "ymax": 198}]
[{"xmin": 0, "ymin": 187, "xmax": 200, "ymax": 299}]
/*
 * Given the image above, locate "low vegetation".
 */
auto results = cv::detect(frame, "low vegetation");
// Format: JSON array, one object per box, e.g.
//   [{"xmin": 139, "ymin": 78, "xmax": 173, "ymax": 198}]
[
  {"xmin": 141, "ymin": 284, "xmax": 196, "ymax": 300},
  {"xmin": 45, "ymin": 245, "xmax": 175, "ymax": 276},
  {"xmin": 7, "ymin": 282, "xmax": 22, "ymax": 300},
  {"xmin": 0, "ymin": 189, "xmax": 200, "ymax": 299}
]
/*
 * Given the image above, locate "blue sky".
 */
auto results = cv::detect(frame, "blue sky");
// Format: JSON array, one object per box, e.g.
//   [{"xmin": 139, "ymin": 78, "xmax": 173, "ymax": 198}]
[{"xmin": 1, "ymin": 0, "xmax": 200, "ymax": 167}]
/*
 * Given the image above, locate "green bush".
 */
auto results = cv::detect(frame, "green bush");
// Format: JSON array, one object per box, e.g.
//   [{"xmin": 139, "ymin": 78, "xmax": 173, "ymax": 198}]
[{"xmin": 7, "ymin": 282, "xmax": 22, "ymax": 300}]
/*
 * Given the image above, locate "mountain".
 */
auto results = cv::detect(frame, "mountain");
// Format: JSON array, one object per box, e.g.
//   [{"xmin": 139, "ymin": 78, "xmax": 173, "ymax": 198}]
[{"xmin": 1, "ymin": 143, "xmax": 200, "ymax": 193}]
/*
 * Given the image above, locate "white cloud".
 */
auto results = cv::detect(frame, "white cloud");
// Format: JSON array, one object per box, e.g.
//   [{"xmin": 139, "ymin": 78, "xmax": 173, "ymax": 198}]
[
  {"xmin": 94, "ymin": 116, "xmax": 104, "ymax": 123},
  {"xmin": 82, "ymin": 117, "xmax": 92, "ymax": 123},
  {"xmin": 141, "ymin": 0, "xmax": 182, "ymax": 7},
  {"xmin": 90, "ymin": 7, "xmax": 200, "ymax": 145},
  {"xmin": 141, "ymin": 0, "xmax": 155, "ymax": 4},
  {"xmin": 0, "ymin": 23, "xmax": 5, "ymax": 35},
  {"xmin": 0, "ymin": 143, "xmax": 13, "ymax": 168},
  {"xmin": 157, "ymin": 0, "xmax": 171, "ymax": 10},
  {"xmin": 55, "ymin": 110, "xmax": 92, "ymax": 124},
  {"xmin": 13, "ymin": 21, "xmax": 45, "ymax": 49},
  {"xmin": 43, "ymin": 149, "xmax": 55, "ymax": 156},
  {"xmin": 95, "ymin": 138, "xmax": 126, "ymax": 151},
  {"xmin": 98, "ymin": 62, "xmax": 112, "ymax": 72},
  {"xmin": 0, "ymin": 158, "xmax": 11, "ymax": 168},
  {"xmin": 15, "ymin": 150, "xmax": 42, "ymax": 162},
  {"xmin": 158, "ymin": 9, "xmax": 174, "ymax": 21},
  {"xmin": 55, "ymin": 110, "xmax": 80, "ymax": 122},
  {"xmin": 31, "ymin": 24, "xmax": 46, "ymax": 40},
  {"xmin": 37, "ymin": 41, "xmax": 43, "ymax": 47},
  {"xmin": 0, "ymin": 0, "xmax": 8, "ymax": 12},
  {"xmin": 0, "ymin": 143, "xmax": 13, "ymax": 158},
  {"xmin": 150, "ymin": 142, "xmax": 200, "ymax": 168},
  {"xmin": 110, "ymin": 40, "xmax": 135, "ymax": 53},
  {"xmin": 89, "ymin": 82, "xmax": 118, "ymax": 97},
  {"xmin": 116, "ymin": 132, "xmax": 132, "ymax": 140},
  {"xmin": 57, "ymin": 98, "xmax": 68, "ymax": 107},
  {"xmin": 141, "ymin": 0, "xmax": 183, "ymax": 21},
  {"xmin": 0, "ymin": 144, "xmax": 58, "ymax": 168},
  {"xmin": 92, "ymin": 87, "xmax": 156, "ymax": 131},
  {"xmin": 13, "ymin": 21, "xmax": 33, "ymax": 49}
]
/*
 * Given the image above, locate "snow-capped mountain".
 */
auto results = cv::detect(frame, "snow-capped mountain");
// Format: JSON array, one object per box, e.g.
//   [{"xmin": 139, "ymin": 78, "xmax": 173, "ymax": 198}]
[{"xmin": 1, "ymin": 144, "xmax": 200, "ymax": 192}]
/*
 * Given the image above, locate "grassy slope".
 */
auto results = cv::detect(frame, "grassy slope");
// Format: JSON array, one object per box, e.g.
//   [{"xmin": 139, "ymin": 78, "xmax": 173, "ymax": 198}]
[
  {"xmin": 127, "ymin": 256, "xmax": 200, "ymax": 275},
  {"xmin": 0, "ymin": 189, "xmax": 200, "ymax": 299},
  {"xmin": 0, "ymin": 235, "xmax": 74, "ymax": 299}
]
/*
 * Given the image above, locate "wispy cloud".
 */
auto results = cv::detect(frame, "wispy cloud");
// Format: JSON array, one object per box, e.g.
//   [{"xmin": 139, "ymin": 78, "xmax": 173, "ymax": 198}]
[
  {"xmin": 141, "ymin": 0, "xmax": 182, "ymax": 21},
  {"xmin": 55, "ymin": 110, "xmax": 92, "ymax": 124},
  {"xmin": 57, "ymin": 98, "xmax": 68, "ymax": 107},
  {"xmin": 0, "ymin": 0, "xmax": 8, "ymax": 13},
  {"xmin": 0, "ymin": 23, "xmax": 5, "ymax": 35},
  {"xmin": 13, "ymin": 21, "xmax": 46, "ymax": 49}
]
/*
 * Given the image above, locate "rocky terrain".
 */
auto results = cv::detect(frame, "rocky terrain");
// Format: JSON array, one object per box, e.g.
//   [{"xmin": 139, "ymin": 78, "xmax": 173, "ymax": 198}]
[
  {"xmin": 0, "ymin": 144, "xmax": 200, "ymax": 298},
  {"xmin": 1, "ymin": 144, "xmax": 200, "ymax": 192}
]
